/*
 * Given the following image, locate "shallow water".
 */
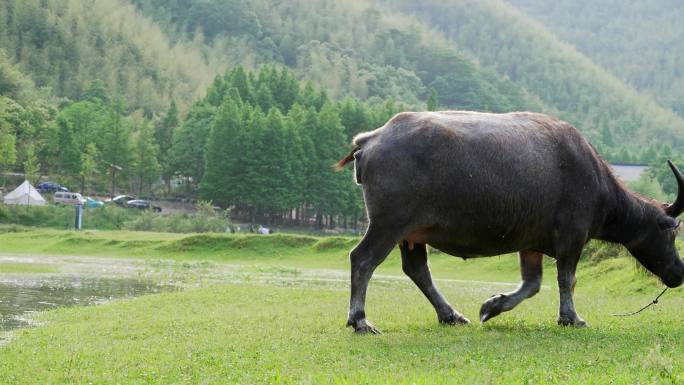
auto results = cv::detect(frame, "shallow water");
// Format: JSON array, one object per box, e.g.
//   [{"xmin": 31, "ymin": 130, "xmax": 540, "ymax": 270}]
[
  {"xmin": 0, "ymin": 255, "xmax": 182, "ymax": 344},
  {"xmin": 0, "ymin": 277, "xmax": 175, "ymax": 333}
]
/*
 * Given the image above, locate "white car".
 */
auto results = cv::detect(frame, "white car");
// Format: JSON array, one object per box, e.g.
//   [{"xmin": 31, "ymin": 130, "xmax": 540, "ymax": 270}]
[{"xmin": 54, "ymin": 191, "xmax": 86, "ymax": 206}]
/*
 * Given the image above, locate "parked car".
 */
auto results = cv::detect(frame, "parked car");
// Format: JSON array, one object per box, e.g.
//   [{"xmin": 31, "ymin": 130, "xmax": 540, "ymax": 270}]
[
  {"xmin": 107, "ymin": 195, "xmax": 136, "ymax": 206},
  {"xmin": 126, "ymin": 199, "xmax": 162, "ymax": 212},
  {"xmin": 54, "ymin": 192, "xmax": 86, "ymax": 205},
  {"xmin": 37, "ymin": 182, "xmax": 69, "ymax": 193},
  {"xmin": 85, "ymin": 197, "xmax": 104, "ymax": 208}
]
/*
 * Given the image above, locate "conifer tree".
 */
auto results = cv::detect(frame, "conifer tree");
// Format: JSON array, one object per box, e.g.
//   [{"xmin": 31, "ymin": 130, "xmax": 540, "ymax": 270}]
[
  {"xmin": 156, "ymin": 100, "xmax": 179, "ymax": 193},
  {"xmin": 427, "ymin": 87, "xmax": 439, "ymax": 111},
  {"xmin": 200, "ymin": 92, "xmax": 243, "ymax": 207},
  {"xmin": 132, "ymin": 121, "xmax": 160, "ymax": 195},
  {"xmin": 168, "ymin": 102, "xmax": 216, "ymax": 191},
  {"xmin": 310, "ymin": 102, "xmax": 346, "ymax": 226}
]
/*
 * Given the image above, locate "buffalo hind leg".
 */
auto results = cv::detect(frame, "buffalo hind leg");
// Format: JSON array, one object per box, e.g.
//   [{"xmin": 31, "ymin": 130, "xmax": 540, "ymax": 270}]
[
  {"xmin": 480, "ymin": 250, "xmax": 543, "ymax": 322},
  {"xmin": 347, "ymin": 224, "xmax": 402, "ymax": 334},
  {"xmin": 400, "ymin": 242, "xmax": 469, "ymax": 325}
]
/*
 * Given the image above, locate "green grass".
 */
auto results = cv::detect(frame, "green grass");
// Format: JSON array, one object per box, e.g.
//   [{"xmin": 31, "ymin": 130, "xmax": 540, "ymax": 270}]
[
  {"xmin": 1, "ymin": 280, "xmax": 683, "ymax": 384},
  {"xmin": 1, "ymin": 227, "xmax": 683, "ymax": 383},
  {"xmin": 0, "ymin": 262, "xmax": 56, "ymax": 273}
]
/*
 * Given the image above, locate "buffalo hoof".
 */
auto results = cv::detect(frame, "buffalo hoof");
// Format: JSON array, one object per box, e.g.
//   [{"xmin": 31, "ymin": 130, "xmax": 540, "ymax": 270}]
[
  {"xmin": 348, "ymin": 318, "xmax": 382, "ymax": 334},
  {"xmin": 479, "ymin": 294, "xmax": 507, "ymax": 323},
  {"xmin": 558, "ymin": 315, "xmax": 588, "ymax": 327},
  {"xmin": 439, "ymin": 312, "xmax": 470, "ymax": 325}
]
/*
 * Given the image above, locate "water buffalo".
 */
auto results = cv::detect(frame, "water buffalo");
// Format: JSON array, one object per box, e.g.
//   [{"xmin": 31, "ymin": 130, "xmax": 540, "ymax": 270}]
[{"xmin": 335, "ymin": 111, "xmax": 684, "ymax": 333}]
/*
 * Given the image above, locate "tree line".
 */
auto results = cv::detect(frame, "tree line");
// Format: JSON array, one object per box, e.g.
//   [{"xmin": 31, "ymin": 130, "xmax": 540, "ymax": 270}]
[
  {"xmin": 0, "ymin": 63, "xmax": 408, "ymax": 228},
  {"xmin": 185, "ymin": 66, "xmax": 404, "ymax": 228}
]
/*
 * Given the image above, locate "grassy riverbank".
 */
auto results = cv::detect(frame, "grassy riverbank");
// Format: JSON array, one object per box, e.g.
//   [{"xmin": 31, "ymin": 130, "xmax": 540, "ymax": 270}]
[{"xmin": 0, "ymin": 227, "xmax": 683, "ymax": 383}]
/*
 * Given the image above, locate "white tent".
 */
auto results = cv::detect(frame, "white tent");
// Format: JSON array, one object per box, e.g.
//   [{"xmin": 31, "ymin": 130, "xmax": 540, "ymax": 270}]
[{"xmin": 3, "ymin": 180, "xmax": 46, "ymax": 206}]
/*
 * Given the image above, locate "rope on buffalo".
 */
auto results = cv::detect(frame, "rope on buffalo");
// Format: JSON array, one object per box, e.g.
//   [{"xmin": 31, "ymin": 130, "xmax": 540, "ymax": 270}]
[{"xmin": 611, "ymin": 287, "xmax": 668, "ymax": 317}]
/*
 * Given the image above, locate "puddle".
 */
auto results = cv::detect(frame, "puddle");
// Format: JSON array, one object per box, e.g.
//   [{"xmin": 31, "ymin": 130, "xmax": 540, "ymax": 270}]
[
  {"xmin": 0, "ymin": 277, "xmax": 176, "ymax": 334},
  {"xmin": 0, "ymin": 255, "xmax": 183, "ymax": 345}
]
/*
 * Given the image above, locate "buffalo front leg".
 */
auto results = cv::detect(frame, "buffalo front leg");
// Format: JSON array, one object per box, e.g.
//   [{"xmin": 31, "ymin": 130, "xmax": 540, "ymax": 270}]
[
  {"xmin": 556, "ymin": 251, "xmax": 587, "ymax": 327},
  {"xmin": 400, "ymin": 242, "xmax": 469, "ymax": 325},
  {"xmin": 347, "ymin": 224, "xmax": 401, "ymax": 334},
  {"xmin": 480, "ymin": 250, "xmax": 543, "ymax": 322}
]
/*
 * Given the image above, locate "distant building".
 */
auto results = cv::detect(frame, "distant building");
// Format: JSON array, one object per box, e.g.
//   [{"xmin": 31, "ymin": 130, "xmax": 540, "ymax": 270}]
[{"xmin": 610, "ymin": 163, "xmax": 648, "ymax": 182}]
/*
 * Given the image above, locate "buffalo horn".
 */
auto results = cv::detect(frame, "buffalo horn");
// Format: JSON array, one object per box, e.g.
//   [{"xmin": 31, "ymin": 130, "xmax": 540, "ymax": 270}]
[{"xmin": 665, "ymin": 160, "xmax": 684, "ymax": 217}]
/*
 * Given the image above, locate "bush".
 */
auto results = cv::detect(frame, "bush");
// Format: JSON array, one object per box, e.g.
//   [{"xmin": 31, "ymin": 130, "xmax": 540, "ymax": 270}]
[
  {"xmin": 0, "ymin": 204, "xmax": 140, "ymax": 230},
  {"xmin": 124, "ymin": 201, "xmax": 231, "ymax": 233},
  {"xmin": 582, "ymin": 240, "xmax": 630, "ymax": 263},
  {"xmin": 0, "ymin": 204, "xmax": 72, "ymax": 228}
]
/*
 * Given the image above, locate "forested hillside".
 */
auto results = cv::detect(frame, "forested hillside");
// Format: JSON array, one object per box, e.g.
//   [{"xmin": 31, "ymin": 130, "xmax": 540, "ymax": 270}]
[
  {"xmin": 506, "ymin": 0, "xmax": 684, "ymax": 118},
  {"xmin": 0, "ymin": 0, "xmax": 222, "ymax": 115},
  {"xmin": 384, "ymin": 0, "xmax": 684, "ymax": 162},
  {"xmin": 1, "ymin": 0, "xmax": 683, "ymax": 227},
  {"xmin": 132, "ymin": 0, "xmax": 539, "ymax": 111}
]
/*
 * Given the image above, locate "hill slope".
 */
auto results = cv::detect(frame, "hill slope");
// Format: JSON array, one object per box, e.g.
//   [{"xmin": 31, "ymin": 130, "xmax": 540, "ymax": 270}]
[
  {"xmin": 506, "ymin": 0, "xmax": 684, "ymax": 118},
  {"xmin": 383, "ymin": 0, "xmax": 684, "ymax": 160},
  {"xmin": 0, "ymin": 0, "xmax": 223, "ymax": 115}
]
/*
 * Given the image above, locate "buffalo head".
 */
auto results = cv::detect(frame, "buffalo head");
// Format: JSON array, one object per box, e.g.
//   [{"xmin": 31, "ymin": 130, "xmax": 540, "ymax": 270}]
[{"xmin": 627, "ymin": 160, "xmax": 684, "ymax": 288}]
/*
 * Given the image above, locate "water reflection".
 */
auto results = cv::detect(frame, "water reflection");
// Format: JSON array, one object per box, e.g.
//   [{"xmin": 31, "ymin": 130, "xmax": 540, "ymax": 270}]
[{"xmin": 0, "ymin": 277, "xmax": 176, "ymax": 332}]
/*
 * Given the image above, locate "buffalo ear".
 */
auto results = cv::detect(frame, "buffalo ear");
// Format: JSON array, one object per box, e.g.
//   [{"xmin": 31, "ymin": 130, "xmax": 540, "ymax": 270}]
[{"xmin": 657, "ymin": 216, "xmax": 679, "ymax": 230}]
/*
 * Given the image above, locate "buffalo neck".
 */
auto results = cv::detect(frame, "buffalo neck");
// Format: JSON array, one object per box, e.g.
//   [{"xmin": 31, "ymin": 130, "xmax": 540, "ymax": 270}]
[{"xmin": 596, "ymin": 184, "xmax": 659, "ymax": 246}]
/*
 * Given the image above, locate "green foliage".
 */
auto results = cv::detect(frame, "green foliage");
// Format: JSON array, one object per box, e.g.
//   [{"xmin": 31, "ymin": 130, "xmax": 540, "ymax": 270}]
[
  {"xmin": 21, "ymin": 142, "xmax": 39, "ymax": 185},
  {"xmin": 194, "ymin": 66, "xmax": 365, "ymax": 225},
  {"xmin": 200, "ymin": 95, "xmax": 242, "ymax": 207},
  {"xmin": 0, "ymin": 105, "xmax": 17, "ymax": 180},
  {"xmin": 426, "ymin": 87, "xmax": 439, "ymax": 111},
  {"xmin": 155, "ymin": 101, "xmax": 179, "ymax": 189},
  {"xmin": 168, "ymin": 102, "xmax": 216, "ymax": 192},
  {"xmin": 131, "ymin": 121, "xmax": 160, "ymax": 195},
  {"xmin": 130, "ymin": 0, "xmax": 538, "ymax": 112},
  {"xmin": 79, "ymin": 143, "xmax": 98, "ymax": 194},
  {"xmin": 628, "ymin": 172, "xmax": 669, "ymax": 202},
  {"xmin": 649, "ymin": 157, "xmax": 684, "ymax": 197}
]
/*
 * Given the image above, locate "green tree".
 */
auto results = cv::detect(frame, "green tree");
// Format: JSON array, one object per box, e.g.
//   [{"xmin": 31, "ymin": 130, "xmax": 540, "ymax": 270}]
[
  {"xmin": 650, "ymin": 157, "xmax": 684, "ymax": 198},
  {"xmin": 427, "ymin": 87, "xmax": 439, "ymax": 111},
  {"xmin": 168, "ymin": 103, "xmax": 215, "ymax": 192},
  {"xmin": 339, "ymin": 98, "xmax": 372, "ymax": 139},
  {"xmin": 79, "ymin": 143, "xmax": 98, "ymax": 194},
  {"xmin": 0, "ymin": 116, "xmax": 16, "ymax": 187},
  {"xmin": 22, "ymin": 142, "xmax": 39, "ymax": 185},
  {"xmin": 627, "ymin": 172, "xmax": 667, "ymax": 202},
  {"xmin": 309, "ymin": 102, "xmax": 347, "ymax": 227},
  {"xmin": 156, "ymin": 100, "xmax": 179, "ymax": 193},
  {"xmin": 55, "ymin": 100, "xmax": 112, "ymax": 190},
  {"xmin": 200, "ymin": 93, "xmax": 243, "ymax": 207},
  {"xmin": 132, "ymin": 122, "xmax": 160, "ymax": 195},
  {"xmin": 101, "ymin": 108, "xmax": 131, "ymax": 197}
]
